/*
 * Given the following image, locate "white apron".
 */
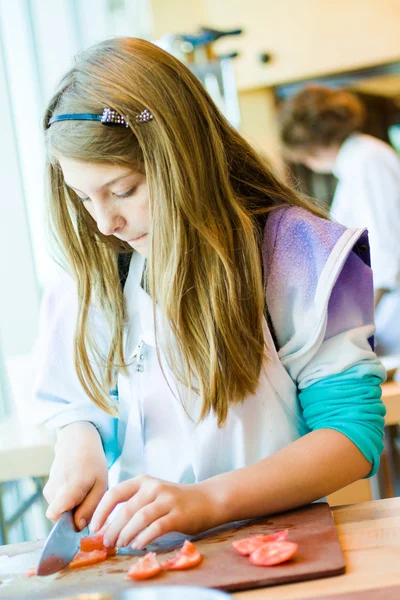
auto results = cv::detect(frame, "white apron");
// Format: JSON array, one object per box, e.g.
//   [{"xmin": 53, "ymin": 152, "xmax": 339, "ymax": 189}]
[{"xmin": 114, "ymin": 251, "xmax": 308, "ymax": 484}]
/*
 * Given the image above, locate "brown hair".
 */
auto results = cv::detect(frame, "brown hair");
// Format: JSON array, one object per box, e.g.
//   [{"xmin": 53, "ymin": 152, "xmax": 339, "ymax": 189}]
[
  {"xmin": 44, "ymin": 37, "xmax": 327, "ymax": 426},
  {"xmin": 279, "ymin": 85, "xmax": 366, "ymax": 156}
]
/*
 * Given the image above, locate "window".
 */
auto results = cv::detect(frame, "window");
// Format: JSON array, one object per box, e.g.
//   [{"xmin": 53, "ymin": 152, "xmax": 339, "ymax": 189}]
[{"xmin": 0, "ymin": 0, "xmax": 152, "ymax": 414}]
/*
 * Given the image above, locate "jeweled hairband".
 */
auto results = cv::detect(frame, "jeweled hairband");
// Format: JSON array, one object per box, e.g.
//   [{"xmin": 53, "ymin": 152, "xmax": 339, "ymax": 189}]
[{"xmin": 48, "ymin": 107, "xmax": 153, "ymax": 128}]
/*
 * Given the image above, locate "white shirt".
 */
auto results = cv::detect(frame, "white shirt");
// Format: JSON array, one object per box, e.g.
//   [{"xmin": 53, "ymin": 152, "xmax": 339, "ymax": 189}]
[
  {"xmin": 331, "ymin": 133, "xmax": 400, "ymax": 291},
  {"xmin": 28, "ymin": 197, "xmax": 390, "ymax": 546},
  {"xmin": 33, "ymin": 209, "xmax": 379, "ymax": 481},
  {"xmin": 33, "ymin": 250, "xmax": 307, "ymax": 484}
]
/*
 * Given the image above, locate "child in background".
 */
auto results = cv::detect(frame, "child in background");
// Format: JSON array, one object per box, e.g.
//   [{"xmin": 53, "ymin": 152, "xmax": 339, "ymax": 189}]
[
  {"xmin": 279, "ymin": 85, "xmax": 400, "ymax": 356},
  {"xmin": 34, "ymin": 38, "xmax": 385, "ymax": 551}
]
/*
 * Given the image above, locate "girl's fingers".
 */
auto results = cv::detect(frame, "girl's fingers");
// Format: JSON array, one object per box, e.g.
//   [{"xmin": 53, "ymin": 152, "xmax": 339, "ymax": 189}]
[
  {"xmin": 46, "ymin": 486, "xmax": 86, "ymax": 522},
  {"xmin": 116, "ymin": 501, "xmax": 169, "ymax": 548},
  {"xmin": 91, "ymin": 478, "xmax": 143, "ymax": 533},
  {"xmin": 131, "ymin": 514, "xmax": 176, "ymax": 550},
  {"xmin": 74, "ymin": 480, "xmax": 107, "ymax": 531},
  {"xmin": 101, "ymin": 491, "xmax": 155, "ymax": 547}
]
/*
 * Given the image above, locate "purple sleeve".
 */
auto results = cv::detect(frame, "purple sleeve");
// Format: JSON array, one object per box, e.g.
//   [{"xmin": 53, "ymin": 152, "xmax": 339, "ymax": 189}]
[{"xmin": 325, "ymin": 231, "xmax": 375, "ymax": 350}]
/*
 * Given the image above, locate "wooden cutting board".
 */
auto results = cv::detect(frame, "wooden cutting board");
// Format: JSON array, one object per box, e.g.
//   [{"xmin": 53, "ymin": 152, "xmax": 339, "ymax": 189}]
[{"xmin": 0, "ymin": 502, "xmax": 345, "ymax": 599}]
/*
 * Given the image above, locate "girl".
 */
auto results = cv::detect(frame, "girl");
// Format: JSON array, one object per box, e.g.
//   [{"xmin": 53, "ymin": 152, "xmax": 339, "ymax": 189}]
[{"xmin": 35, "ymin": 38, "xmax": 385, "ymax": 552}]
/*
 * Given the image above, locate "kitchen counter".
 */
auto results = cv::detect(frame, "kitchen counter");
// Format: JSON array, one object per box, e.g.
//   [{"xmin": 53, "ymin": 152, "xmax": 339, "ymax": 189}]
[
  {"xmin": 0, "ymin": 497, "xmax": 399, "ymax": 599},
  {"xmin": 234, "ymin": 497, "xmax": 400, "ymax": 599}
]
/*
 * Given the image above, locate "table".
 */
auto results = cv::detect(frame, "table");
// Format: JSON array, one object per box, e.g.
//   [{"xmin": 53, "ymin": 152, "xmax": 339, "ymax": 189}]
[
  {"xmin": 0, "ymin": 498, "xmax": 399, "ymax": 599},
  {"xmin": 234, "ymin": 497, "xmax": 400, "ymax": 599}
]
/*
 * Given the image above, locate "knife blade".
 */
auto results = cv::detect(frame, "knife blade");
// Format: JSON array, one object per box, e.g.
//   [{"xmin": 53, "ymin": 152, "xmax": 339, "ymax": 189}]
[{"xmin": 37, "ymin": 510, "xmax": 89, "ymax": 576}]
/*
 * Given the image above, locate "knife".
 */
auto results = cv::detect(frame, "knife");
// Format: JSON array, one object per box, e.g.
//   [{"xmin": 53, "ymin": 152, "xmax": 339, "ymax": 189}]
[
  {"xmin": 117, "ymin": 517, "xmax": 255, "ymax": 556},
  {"xmin": 37, "ymin": 513, "xmax": 258, "ymax": 571},
  {"xmin": 37, "ymin": 510, "xmax": 89, "ymax": 576}
]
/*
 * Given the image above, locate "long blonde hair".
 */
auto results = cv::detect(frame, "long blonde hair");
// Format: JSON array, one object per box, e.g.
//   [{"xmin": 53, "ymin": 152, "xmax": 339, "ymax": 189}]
[{"xmin": 44, "ymin": 37, "xmax": 326, "ymax": 426}]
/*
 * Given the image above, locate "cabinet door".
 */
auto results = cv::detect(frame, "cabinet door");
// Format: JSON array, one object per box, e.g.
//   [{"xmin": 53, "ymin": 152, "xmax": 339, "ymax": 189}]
[{"xmin": 206, "ymin": 0, "xmax": 400, "ymax": 90}]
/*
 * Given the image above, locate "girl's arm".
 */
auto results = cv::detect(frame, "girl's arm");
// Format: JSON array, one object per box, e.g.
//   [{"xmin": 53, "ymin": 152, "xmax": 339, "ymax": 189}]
[
  {"xmin": 91, "ymin": 352, "xmax": 384, "ymax": 549},
  {"xmin": 202, "ymin": 428, "xmax": 371, "ymax": 523},
  {"xmin": 89, "ymin": 426, "xmax": 372, "ymax": 550}
]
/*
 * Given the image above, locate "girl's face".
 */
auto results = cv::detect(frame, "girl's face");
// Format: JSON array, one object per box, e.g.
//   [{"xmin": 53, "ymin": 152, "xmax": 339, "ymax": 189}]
[{"xmin": 58, "ymin": 156, "xmax": 150, "ymax": 256}]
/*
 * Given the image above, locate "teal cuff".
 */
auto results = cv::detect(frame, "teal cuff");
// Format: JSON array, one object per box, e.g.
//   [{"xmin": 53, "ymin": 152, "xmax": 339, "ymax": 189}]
[
  {"xmin": 103, "ymin": 417, "xmax": 120, "ymax": 468},
  {"xmin": 102, "ymin": 387, "xmax": 120, "ymax": 468},
  {"xmin": 299, "ymin": 364, "xmax": 386, "ymax": 477}
]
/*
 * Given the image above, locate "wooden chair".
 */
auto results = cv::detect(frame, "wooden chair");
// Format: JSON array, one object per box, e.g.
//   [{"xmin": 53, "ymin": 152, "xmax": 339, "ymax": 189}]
[{"xmin": 0, "ymin": 415, "xmax": 54, "ymax": 544}]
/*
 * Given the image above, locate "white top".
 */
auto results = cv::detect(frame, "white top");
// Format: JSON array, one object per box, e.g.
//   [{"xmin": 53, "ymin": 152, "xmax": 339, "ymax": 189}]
[
  {"xmin": 33, "ymin": 251, "xmax": 307, "ymax": 484},
  {"xmin": 331, "ymin": 133, "xmax": 400, "ymax": 291},
  {"xmin": 32, "ymin": 207, "xmax": 380, "ymax": 484}
]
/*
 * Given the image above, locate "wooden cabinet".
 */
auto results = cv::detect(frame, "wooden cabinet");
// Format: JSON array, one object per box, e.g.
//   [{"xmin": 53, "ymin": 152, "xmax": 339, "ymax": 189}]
[{"xmin": 204, "ymin": 0, "xmax": 400, "ymax": 90}]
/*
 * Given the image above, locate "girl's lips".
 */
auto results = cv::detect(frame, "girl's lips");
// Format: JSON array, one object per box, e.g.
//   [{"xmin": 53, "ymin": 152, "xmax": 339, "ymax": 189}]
[{"xmin": 129, "ymin": 233, "xmax": 147, "ymax": 242}]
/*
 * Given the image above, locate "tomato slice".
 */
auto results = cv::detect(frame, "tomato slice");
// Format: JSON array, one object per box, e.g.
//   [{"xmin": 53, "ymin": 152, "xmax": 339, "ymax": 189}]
[
  {"xmin": 80, "ymin": 533, "xmax": 116, "ymax": 556},
  {"xmin": 127, "ymin": 552, "xmax": 162, "ymax": 580},
  {"xmin": 80, "ymin": 534, "xmax": 106, "ymax": 552},
  {"xmin": 161, "ymin": 540, "xmax": 202, "ymax": 571},
  {"xmin": 26, "ymin": 567, "xmax": 36, "ymax": 577},
  {"xmin": 232, "ymin": 530, "xmax": 289, "ymax": 555},
  {"xmin": 69, "ymin": 549, "xmax": 108, "ymax": 569},
  {"xmin": 249, "ymin": 540, "xmax": 298, "ymax": 566}
]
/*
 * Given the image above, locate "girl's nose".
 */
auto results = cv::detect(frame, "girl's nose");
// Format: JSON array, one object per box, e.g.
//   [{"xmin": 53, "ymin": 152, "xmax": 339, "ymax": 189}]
[{"xmin": 96, "ymin": 207, "xmax": 125, "ymax": 236}]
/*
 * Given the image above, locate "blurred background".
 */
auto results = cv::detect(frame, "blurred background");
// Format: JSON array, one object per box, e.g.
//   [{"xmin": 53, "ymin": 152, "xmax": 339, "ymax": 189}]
[{"xmin": 1, "ymin": 0, "xmax": 400, "ymax": 544}]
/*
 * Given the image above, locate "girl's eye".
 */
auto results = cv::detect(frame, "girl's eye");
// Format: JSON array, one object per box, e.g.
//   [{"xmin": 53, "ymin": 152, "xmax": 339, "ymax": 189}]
[{"xmin": 114, "ymin": 187, "xmax": 136, "ymax": 199}]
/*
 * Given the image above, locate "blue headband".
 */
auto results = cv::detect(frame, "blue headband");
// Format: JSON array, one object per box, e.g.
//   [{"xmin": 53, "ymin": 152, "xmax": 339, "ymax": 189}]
[{"xmin": 48, "ymin": 107, "xmax": 153, "ymax": 128}]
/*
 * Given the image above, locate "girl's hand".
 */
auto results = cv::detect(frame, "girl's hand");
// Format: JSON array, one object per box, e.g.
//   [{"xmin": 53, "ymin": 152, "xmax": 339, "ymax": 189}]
[
  {"xmin": 43, "ymin": 421, "xmax": 108, "ymax": 530},
  {"xmin": 90, "ymin": 475, "xmax": 220, "ymax": 549}
]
